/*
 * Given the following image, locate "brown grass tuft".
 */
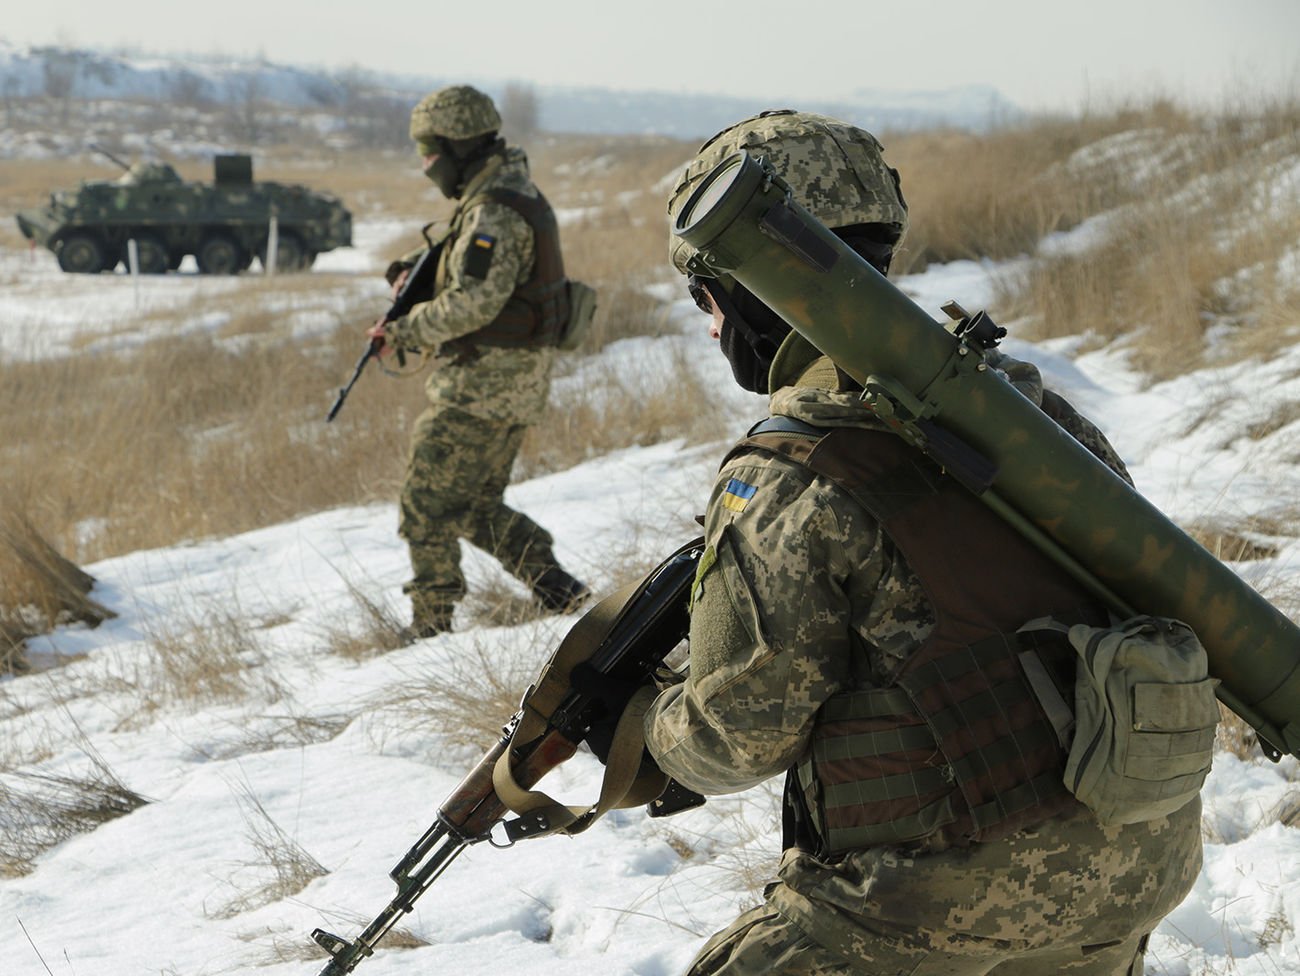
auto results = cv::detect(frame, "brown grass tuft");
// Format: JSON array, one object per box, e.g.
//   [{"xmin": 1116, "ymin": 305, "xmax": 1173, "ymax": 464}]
[
  {"xmin": 118, "ymin": 603, "xmax": 282, "ymax": 725},
  {"xmin": 0, "ymin": 745, "xmax": 148, "ymax": 877},
  {"xmin": 1216, "ymin": 702, "xmax": 1260, "ymax": 761},
  {"xmin": 0, "ymin": 507, "xmax": 115, "ymax": 671},
  {"xmin": 212, "ymin": 784, "xmax": 329, "ymax": 919},
  {"xmin": 370, "ymin": 630, "xmax": 542, "ymax": 750},
  {"xmin": 317, "ymin": 577, "xmax": 410, "ymax": 662}
]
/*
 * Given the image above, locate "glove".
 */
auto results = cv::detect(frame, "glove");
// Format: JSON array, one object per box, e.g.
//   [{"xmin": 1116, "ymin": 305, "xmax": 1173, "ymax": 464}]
[
  {"xmin": 384, "ymin": 259, "xmax": 414, "ymax": 286},
  {"xmin": 365, "ymin": 319, "xmax": 395, "ymax": 358},
  {"xmin": 569, "ymin": 661, "xmax": 647, "ymax": 765}
]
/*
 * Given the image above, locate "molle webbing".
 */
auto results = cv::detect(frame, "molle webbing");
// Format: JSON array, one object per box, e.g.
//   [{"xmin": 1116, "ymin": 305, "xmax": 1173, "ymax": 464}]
[
  {"xmin": 445, "ymin": 187, "xmax": 570, "ymax": 351},
  {"xmin": 735, "ymin": 422, "xmax": 1098, "ymax": 850}
]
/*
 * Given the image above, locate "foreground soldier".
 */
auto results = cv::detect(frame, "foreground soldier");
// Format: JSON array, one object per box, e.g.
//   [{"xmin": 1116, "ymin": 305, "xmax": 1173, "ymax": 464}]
[
  {"xmin": 368, "ymin": 85, "xmax": 588, "ymax": 638},
  {"xmin": 643, "ymin": 112, "xmax": 1202, "ymax": 975}
]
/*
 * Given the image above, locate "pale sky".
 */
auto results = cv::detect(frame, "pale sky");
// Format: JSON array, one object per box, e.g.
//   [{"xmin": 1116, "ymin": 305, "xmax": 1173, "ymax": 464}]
[{"xmin": 5, "ymin": 0, "xmax": 1299, "ymax": 113}]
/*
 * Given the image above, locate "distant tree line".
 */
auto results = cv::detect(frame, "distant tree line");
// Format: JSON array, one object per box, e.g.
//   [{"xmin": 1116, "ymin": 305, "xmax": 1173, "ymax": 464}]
[{"xmin": 0, "ymin": 48, "xmax": 551, "ymax": 151}]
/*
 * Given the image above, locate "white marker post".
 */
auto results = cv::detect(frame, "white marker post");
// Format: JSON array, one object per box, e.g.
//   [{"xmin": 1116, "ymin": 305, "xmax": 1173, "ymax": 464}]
[
  {"xmin": 127, "ymin": 238, "xmax": 140, "ymax": 307},
  {"xmin": 266, "ymin": 213, "xmax": 279, "ymax": 276}
]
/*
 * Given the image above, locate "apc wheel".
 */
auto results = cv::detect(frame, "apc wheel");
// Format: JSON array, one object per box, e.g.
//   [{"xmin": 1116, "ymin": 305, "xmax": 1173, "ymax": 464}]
[
  {"xmin": 261, "ymin": 231, "xmax": 308, "ymax": 272},
  {"xmin": 56, "ymin": 233, "xmax": 108, "ymax": 274},
  {"xmin": 196, "ymin": 234, "xmax": 247, "ymax": 275},
  {"xmin": 129, "ymin": 235, "xmax": 170, "ymax": 275}
]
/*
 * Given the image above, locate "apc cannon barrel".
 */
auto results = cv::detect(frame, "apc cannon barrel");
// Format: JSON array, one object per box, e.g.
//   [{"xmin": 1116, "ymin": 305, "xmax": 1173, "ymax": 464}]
[{"xmin": 672, "ymin": 150, "xmax": 1300, "ymax": 760}]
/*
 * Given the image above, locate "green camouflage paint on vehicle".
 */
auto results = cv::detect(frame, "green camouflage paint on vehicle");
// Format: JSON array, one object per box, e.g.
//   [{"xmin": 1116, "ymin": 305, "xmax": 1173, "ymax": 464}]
[{"xmin": 15, "ymin": 149, "xmax": 351, "ymax": 275}]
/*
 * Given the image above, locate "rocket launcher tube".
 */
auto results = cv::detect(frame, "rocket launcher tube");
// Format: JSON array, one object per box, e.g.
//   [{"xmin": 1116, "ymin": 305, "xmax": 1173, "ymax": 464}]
[{"xmin": 673, "ymin": 150, "xmax": 1300, "ymax": 761}]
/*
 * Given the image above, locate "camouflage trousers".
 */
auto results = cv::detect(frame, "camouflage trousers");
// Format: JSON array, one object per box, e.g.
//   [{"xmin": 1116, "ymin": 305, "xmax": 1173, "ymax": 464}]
[
  {"xmin": 686, "ymin": 896, "xmax": 1148, "ymax": 976},
  {"xmin": 686, "ymin": 798, "xmax": 1203, "ymax": 976},
  {"xmin": 399, "ymin": 406, "xmax": 557, "ymax": 620}
]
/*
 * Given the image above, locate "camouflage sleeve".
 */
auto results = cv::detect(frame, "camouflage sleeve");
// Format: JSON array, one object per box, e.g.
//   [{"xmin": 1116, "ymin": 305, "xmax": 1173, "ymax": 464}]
[
  {"xmin": 1040, "ymin": 389, "xmax": 1134, "ymax": 486},
  {"xmin": 386, "ymin": 200, "xmax": 533, "ymax": 351},
  {"xmin": 644, "ymin": 454, "xmax": 880, "ymax": 795}
]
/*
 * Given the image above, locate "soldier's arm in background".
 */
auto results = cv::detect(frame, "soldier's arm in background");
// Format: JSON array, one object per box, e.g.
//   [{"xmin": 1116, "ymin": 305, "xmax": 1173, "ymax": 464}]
[
  {"xmin": 385, "ymin": 201, "xmax": 533, "ymax": 353},
  {"xmin": 644, "ymin": 456, "xmax": 882, "ymax": 795},
  {"xmin": 988, "ymin": 349, "xmax": 1134, "ymax": 486}
]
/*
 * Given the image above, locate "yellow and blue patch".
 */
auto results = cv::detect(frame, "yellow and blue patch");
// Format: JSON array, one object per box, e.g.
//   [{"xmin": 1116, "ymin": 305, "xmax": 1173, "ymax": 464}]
[
  {"xmin": 463, "ymin": 233, "xmax": 497, "ymax": 279},
  {"xmin": 720, "ymin": 477, "xmax": 757, "ymax": 513}
]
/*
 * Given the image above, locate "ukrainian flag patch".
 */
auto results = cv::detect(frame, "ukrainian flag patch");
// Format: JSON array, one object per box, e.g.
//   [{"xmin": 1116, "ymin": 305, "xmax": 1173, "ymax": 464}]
[
  {"xmin": 720, "ymin": 477, "xmax": 757, "ymax": 513},
  {"xmin": 463, "ymin": 233, "xmax": 496, "ymax": 279}
]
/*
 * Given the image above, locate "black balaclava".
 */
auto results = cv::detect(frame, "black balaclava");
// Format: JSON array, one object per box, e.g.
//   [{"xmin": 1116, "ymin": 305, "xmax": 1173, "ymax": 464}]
[
  {"xmin": 707, "ymin": 278, "xmax": 790, "ymax": 394},
  {"xmin": 423, "ymin": 134, "xmax": 506, "ymax": 198},
  {"xmin": 706, "ymin": 224, "xmax": 900, "ymax": 394}
]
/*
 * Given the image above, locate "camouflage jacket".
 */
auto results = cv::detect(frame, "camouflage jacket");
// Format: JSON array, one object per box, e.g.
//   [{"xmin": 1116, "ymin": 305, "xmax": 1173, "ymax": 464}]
[
  {"xmin": 388, "ymin": 147, "xmax": 556, "ymax": 424},
  {"xmin": 643, "ymin": 333, "xmax": 1201, "ymax": 954}
]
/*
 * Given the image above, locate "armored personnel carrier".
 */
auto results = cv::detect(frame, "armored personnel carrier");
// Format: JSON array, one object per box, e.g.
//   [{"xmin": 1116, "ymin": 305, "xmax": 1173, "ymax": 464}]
[{"xmin": 15, "ymin": 150, "xmax": 352, "ymax": 274}]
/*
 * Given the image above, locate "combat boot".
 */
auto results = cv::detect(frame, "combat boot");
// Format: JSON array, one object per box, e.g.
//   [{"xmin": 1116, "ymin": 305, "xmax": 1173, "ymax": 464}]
[
  {"xmin": 400, "ymin": 594, "xmax": 455, "ymax": 644},
  {"xmin": 531, "ymin": 567, "xmax": 591, "ymax": 615},
  {"xmin": 399, "ymin": 615, "xmax": 451, "ymax": 644}
]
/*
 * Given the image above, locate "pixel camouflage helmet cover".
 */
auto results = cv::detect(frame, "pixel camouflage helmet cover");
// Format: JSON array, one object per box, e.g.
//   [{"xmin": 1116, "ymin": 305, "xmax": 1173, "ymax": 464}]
[
  {"xmin": 409, "ymin": 85, "xmax": 503, "ymax": 146},
  {"xmin": 666, "ymin": 109, "xmax": 909, "ymax": 275},
  {"xmin": 666, "ymin": 111, "xmax": 909, "ymax": 394}
]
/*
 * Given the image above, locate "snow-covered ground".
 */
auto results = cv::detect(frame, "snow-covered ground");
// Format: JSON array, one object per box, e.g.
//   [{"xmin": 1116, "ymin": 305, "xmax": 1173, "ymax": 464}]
[{"xmin": 2, "ymin": 221, "xmax": 1300, "ymax": 976}]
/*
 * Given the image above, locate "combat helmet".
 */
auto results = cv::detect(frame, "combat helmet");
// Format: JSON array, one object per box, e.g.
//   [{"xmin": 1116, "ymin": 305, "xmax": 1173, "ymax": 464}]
[
  {"xmin": 667, "ymin": 110, "xmax": 908, "ymax": 276},
  {"xmin": 409, "ymin": 85, "xmax": 503, "ymax": 145},
  {"xmin": 667, "ymin": 111, "xmax": 909, "ymax": 394}
]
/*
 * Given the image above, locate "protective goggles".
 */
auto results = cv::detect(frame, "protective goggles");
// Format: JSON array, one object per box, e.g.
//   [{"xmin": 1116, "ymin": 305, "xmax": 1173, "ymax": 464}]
[{"xmin": 416, "ymin": 137, "xmax": 452, "ymax": 158}]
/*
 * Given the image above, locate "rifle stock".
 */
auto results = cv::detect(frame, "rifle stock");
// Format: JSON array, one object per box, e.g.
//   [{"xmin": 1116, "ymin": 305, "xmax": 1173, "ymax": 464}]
[{"xmin": 310, "ymin": 540, "xmax": 706, "ymax": 973}]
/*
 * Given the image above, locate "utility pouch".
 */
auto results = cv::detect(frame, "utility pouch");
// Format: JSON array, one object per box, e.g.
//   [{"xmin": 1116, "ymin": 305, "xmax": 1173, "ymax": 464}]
[
  {"xmin": 1022, "ymin": 614, "xmax": 1219, "ymax": 825},
  {"xmin": 557, "ymin": 279, "xmax": 598, "ymax": 350}
]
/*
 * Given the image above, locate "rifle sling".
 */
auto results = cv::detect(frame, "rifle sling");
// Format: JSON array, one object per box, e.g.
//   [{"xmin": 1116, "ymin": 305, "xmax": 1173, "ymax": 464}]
[{"xmin": 492, "ymin": 581, "xmax": 668, "ymax": 837}]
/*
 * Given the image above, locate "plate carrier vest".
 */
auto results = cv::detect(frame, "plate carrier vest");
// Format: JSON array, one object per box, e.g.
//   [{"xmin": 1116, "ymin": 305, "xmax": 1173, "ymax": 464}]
[
  {"xmin": 438, "ymin": 186, "xmax": 570, "ymax": 353},
  {"xmin": 729, "ymin": 419, "xmax": 1105, "ymax": 853}
]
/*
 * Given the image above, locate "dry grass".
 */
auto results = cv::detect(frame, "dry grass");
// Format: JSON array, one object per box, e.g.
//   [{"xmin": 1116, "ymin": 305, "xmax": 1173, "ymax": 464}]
[
  {"xmin": 0, "ymin": 134, "xmax": 699, "ymax": 568},
  {"xmin": 284, "ymin": 908, "xmax": 430, "ymax": 964},
  {"xmin": 370, "ymin": 630, "xmax": 542, "ymax": 750},
  {"xmin": 1183, "ymin": 520, "xmax": 1283, "ymax": 563},
  {"xmin": 1215, "ymin": 703, "xmax": 1260, "ymax": 761},
  {"xmin": 212, "ymin": 784, "xmax": 329, "ymax": 919},
  {"xmin": 115, "ymin": 602, "xmax": 282, "ymax": 726},
  {"xmin": 981, "ymin": 100, "xmax": 1300, "ymax": 378},
  {"xmin": 517, "ymin": 339, "xmax": 730, "ymax": 479},
  {"xmin": 184, "ymin": 712, "xmax": 355, "ymax": 764},
  {"xmin": 461, "ymin": 576, "xmax": 556, "ymax": 630},
  {"xmin": 2, "ymin": 98, "xmax": 1298, "ymax": 593},
  {"xmin": 0, "ymin": 745, "xmax": 148, "ymax": 877},
  {"xmin": 0, "ymin": 508, "xmax": 114, "ymax": 672},
  {"xmin": 317, "ymin": 576, "xmax": 411, "ymax": 662}
]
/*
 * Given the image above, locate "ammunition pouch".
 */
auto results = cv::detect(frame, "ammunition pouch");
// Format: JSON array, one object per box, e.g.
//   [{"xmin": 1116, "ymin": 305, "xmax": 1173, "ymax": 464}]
[
  {"xmin": 557, "ymin": 279, "xmax": 598, "ymax": 351},
  {"xmin": 1021, "ymin": 614, "xmax": 1218, "ymax": 826}
]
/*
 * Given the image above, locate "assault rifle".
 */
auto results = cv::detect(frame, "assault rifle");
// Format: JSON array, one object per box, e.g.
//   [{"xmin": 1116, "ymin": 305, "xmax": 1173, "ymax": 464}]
[
  {"xmin": 310, "ymin": 539, "xmax": 707, "ymax": 974},
  {"xmin": 325, "ymin": 232, "xmax": 444, "ymax": 422}
]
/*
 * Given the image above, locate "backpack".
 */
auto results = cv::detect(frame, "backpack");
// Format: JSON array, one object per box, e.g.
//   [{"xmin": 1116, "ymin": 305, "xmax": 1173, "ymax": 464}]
[{"xmin": 1021, "ymin": 614, "xmax": 1219, "ymax": 825}]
